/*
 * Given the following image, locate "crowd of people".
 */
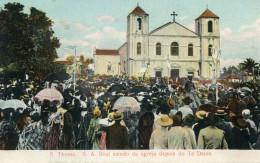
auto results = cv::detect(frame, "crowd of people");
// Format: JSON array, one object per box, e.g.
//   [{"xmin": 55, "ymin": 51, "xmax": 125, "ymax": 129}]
[{"xmin": 0, "ymin": 73, "xmax": 259, "ymax": 150}]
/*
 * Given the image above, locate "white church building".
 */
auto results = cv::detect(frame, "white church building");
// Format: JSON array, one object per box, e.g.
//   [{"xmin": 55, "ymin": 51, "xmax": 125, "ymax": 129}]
[{"xmin": 94, "ymin": 5, "xmax": 220, "ymax": 79}]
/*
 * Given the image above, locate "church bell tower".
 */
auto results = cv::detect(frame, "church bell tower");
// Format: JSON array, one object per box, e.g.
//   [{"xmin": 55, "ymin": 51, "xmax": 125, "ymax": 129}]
[
  {"xmin": 195, "ymin": 9, "xmax": 220, "ymax": 79},
  {"xmin": 127, "ymin": 5, "xmax": 149, "ymax": 76}
]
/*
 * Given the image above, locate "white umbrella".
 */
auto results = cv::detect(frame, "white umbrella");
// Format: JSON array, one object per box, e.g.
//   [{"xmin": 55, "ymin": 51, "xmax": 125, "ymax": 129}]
[
  {"xmin": 112, "ymin": 97, "xmax": 140, "ymax": 114},
  {"xmin": 0, "ymin": 99, "xmax": 27, "ymax": 110},
  {"xmin": 34, "ymin": 88, "xmax": 63, "ymax": 104},
  {"xmin": 241, "ymin": 87, "xmax": 251, "ymax": 92}
]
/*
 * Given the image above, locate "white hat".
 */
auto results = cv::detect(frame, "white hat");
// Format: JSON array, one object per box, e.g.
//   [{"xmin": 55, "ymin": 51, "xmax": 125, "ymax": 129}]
[{"xmin": 242, "ymin": 109, "xmax": 250, "ymax": 116}]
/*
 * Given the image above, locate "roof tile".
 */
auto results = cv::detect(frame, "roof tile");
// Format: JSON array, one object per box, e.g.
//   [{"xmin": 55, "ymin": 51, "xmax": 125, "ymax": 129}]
[
  {"xmin": 196, "ymin": 9, "xmax": 219, "ymax": 20},
  {"xmin": 95, "ymin": 49, "xmax": 119, "ymax": 55},
  {"xmin": 129, "ymin": 6, "xmax": 147, "ymax": 15}
]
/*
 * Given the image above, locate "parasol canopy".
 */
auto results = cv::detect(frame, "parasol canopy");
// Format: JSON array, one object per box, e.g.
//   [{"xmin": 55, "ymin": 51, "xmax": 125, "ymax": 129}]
[
  {"xmin": 34, "ymin": 88, "xmax": 63, "ymax": 104},
  {"xmin": 241, "ymin": 87, "xmax": 251, "ymax": 92},
  {"xmin": 112, "ymin": 97, "xmax": 140, "ymax": 113},
  {"xmin": 0, "ymin": 99, "xmax": 27, "ymax": 110}
]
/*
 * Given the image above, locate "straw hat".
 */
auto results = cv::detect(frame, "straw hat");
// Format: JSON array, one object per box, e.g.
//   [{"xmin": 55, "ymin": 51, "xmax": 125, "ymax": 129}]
[
  {"xmin": 156, "ymin": 114, "xmax": 173, "ymax": 126},
  {"xmin": 215, "ymin": 110, "xmax": 227, "ymax": 116},
  {"xmin": 199, "ymin": 104, "xmax": 218, "ymax": 113},
  {"xmin": 196, "ymin": 110, "xmax": 208, "ymax": 119},
  {"xmin": 230, "ymin": 116, "xmax": 248, "ymax": 129},
  {"xmin": 112, "ymin": 111, "xmax": 124, "ymax": 120},
  {"xmin": 182, "ymin": 96, "xmax": 193, "ymax": 104},
  {"xmin": 166, "ymin": 99, "xmax": 175, "ymax": 108},
  {"xmin": 242, "ymin": 109, "xmax": 251, "ymax": 118},
  {"xmin": 151, "ymin": 97, "xmax": 158, "ymax": 102},
  {"xmin": 117, "ymin": 93, "xmax": 124, "ymax": 96}
]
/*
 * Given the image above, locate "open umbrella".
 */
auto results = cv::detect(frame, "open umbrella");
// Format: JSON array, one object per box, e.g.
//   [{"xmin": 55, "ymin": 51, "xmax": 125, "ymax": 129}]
[
  {"xmin": 34, "ymin": 88, "xmax": 63, "ymax": 104},
  {"xmin": 241, "ymin": 87, "xmax": 251, "ymax": 92},
  {"xmin": 107, "ymin": 85, "xmax": 128, "ymax": 93},
  {"xmin": 112, "ymin": 97, "xmax": 140, "ymax": 114},
  {"xmin": 0, "ymin": 99, "xmax": 27, "ymax": 110},
  {"xmin": 131, "ymin": 85, "xmax": 149, "ymax": 93},
  {"xmin": 43, "ymin": 69, "xmax": 70, "ymax": 82}
]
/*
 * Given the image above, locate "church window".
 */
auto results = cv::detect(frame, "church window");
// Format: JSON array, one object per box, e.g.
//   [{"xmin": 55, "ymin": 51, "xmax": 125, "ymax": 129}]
[
  {"xmin": 156, "ymin": 43, "xmax": 161, "ymax": 55},
  {"xmin": 171, "ymin": 42, "xmax": 179, "ymax": 56},
  {"xmin": 188, "ymin": 44, "xmax": 193, "ymax": 56},
  {"xmin": 137, "ymin": 18, "xmax": 142, "ymax": 30},
  {"xmin": 137, "ymin": 42, "xmax": 141, "ymax": 55},
  {"xmin": 107, "ymin": 62, "xmax": 111, "ymax": 71},
  {"xmin": 208, "ymin": 21, "xmax": 213, "ymax": 32},
  {"xmin": 208, "ymin": 45, "xmax": 213, "ymax": 56}
]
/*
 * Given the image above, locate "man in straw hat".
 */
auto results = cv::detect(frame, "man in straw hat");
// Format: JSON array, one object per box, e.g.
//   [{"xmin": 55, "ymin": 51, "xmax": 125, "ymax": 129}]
[
  {"xmin": 230, "ymin": 116, "xmax": 252, "ymax": 149},
  {"xmin": 168, "ymin": 115, "xmax": 192, "ymax": 149},
  {"xmin": 193, "ymin": 110, "xmax": 209, "ymax": 142},
  {"xmin": 178, "ymin": 96, "xmax": 194, "ymax": 118},
  {"xmin": 106, "ymin": 111, "xmax": 128, "ymax": 149},
  {"xmin": 197, "ymin": 112, "xmax": 228, "ymax": 149},
  {"xmin": 149, "ymin": 114, "xmax": 173, "ymax": 149},
  {"xmin": 215, "ymin": 109, "xmax": 232, "ymax": 148}
]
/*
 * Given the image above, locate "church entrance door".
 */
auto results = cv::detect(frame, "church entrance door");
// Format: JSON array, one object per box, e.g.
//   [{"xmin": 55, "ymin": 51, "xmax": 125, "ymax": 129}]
[{"xmin": 171, "ymin": 69, "xmax": 179, "ymax": 78}]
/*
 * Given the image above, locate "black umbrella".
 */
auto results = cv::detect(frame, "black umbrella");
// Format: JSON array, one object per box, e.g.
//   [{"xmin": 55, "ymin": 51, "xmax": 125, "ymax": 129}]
[
  {"xmin": 43, "ymin": 69, "xmax": 70, "ymax": 82},
  {"xmin": 107, "ymin": 85, "xmax": 128, "ymax": 93},
  {"xmin": 131, "ymin": 85, "xmax": 149, "ymax": 93}
]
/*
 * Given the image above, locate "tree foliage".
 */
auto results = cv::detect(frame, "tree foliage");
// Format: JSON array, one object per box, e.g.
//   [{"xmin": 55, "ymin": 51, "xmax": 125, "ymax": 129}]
[
  {"xmin": 239, "ymin": 58, "xmax": 258, "ymax": 73},
  {"xmin": 0, "ymin": 2, "xmax": 63, "ymax": 83}
]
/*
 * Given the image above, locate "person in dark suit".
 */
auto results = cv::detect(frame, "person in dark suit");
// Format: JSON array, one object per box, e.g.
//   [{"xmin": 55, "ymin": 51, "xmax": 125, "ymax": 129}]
[{"xmin": 106, "ymin": 111, "xmax": 128, "ymax": 149}]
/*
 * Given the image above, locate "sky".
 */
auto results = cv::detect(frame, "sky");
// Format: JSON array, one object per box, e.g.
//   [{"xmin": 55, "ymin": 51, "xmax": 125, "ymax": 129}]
[{"xmin": 1, "ymin": 0, "xmax": 260, "ymax": 68}]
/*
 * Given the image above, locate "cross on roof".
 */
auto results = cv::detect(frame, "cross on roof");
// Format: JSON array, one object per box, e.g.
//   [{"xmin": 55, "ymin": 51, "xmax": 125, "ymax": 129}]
[{"xmin": 171, "ymin": 11, "xmax": 178, "ymax": 22}]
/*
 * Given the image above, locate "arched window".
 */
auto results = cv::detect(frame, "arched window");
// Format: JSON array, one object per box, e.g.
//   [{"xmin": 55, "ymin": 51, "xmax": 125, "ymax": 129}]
[
  {"xmin": 156, "ymin": 43, "xmax": 161, "ymax": 55},
  {"xmin": 171, "ymin": 42, "xmax": 179, "ymax": 56},
  {"xmin": 208, "ymin": 21, "xmax": 213, "ymax": 32},
  {"xmin": 188, "ymin": 44, "xmax": 193, "ymax": 56},
  {"xmin": 137, "ymin": 18, "xmax": 142, "ymax": 30},
  {"xmin": 137, "ymin": 42, "xmax": 141, "ymax": 55},
  {"xmin": 208, "ymin": 45, "xmax": 213, "ymax": 56}
]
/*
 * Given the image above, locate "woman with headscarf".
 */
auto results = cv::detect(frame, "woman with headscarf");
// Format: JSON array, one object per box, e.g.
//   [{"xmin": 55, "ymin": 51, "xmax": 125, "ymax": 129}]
[
  {"xmin": 0, "ymin": 108, "xmax": 18, "ymax": 150},
  {"xmin": 60, "ymin": 102, "xmax": 75, "ymax": 150},
  {"xmin": 43, "ymin": 104, "xmax": 61, "ymax": 150},
  {"xmin": 183, "ymin": 114, "xmax": 197, "ymax": 149},
  {"xmin": 87, "ymin": 107, "xmax": 101, "ymax": 149},
  {"xmin": 137, "ymin": 112, "xmax": 154, "ymax": 149},
  {"xmin": 98, "ymin": 112, "xmax": 115, "ymax": 150}
]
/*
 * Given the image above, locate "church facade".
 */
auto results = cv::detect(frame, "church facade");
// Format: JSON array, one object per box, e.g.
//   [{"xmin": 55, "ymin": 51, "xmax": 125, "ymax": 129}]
[{"xmin": 94, "ymin": 6, "xmax": 220, "ymax": 79}]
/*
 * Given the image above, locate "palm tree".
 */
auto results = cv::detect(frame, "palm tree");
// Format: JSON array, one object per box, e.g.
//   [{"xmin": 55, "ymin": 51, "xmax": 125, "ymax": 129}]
[{"xmin": 239, "ymin": 58, "xmax": 258, "ymax": 73}]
